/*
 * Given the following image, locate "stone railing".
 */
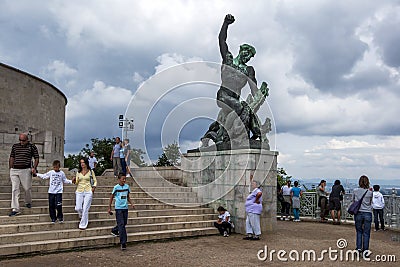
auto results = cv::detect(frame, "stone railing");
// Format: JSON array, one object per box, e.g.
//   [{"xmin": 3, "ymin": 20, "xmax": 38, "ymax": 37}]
[{"xmin": 278, "ymin": 191, "xmax": 400, "ymax": 229}]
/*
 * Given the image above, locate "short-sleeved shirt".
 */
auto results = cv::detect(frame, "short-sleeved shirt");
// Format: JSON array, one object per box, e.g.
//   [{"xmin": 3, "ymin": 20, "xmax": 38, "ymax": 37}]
[
  {"xmin": 88, "ymin": 156, "xmax": 97, "ymax": 169},
  {"xmin": 10, "ymin": 142, "xmax": 39, "ymax": 169},
  {"xmin": 282, "ymin": 185, "xmax": 291, "ymax": 196},
  {"xmin": 112, "ymin": 184, "xmax": 131, "ymax": 209},
  {"xmin": 330, "ymin": 184, "xmax": 345, "ymax": 199},
  {"xmin": 113, "ymin": 143, "xmax": 121, "ymax": 158},
  {"xmin": 245, "ymin": 188, "xmax": 263, "ymax": 214},
  {"xmin": 291, "ymin": 187, "xmax": 301, "ymax": 197},
  {"xmin": 218, "ymin": 211, "xmax": 231, "ymax": 223}
]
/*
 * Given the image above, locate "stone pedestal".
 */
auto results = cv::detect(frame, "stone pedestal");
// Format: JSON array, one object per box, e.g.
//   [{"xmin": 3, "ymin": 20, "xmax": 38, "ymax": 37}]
[{"xmin": 181, "ymin": 149, "xmax": 278, "ymax": 234}]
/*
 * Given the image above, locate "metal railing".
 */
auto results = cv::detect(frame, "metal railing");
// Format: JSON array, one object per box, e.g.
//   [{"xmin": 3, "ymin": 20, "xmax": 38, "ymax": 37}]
[{"xmin": 277, "ymin": 190, "xmax": 400, "ymax": 229}]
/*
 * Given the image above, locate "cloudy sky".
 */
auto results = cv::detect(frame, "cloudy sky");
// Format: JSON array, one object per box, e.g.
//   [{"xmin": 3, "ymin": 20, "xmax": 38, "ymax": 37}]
[{"xmin": 1, "ymin": 0, "xmax": 400, "ymax": 184}]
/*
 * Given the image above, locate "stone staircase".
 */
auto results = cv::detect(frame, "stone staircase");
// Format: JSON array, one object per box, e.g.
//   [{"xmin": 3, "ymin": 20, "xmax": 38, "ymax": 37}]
[{"xmin": 0, "ymin": 175, "xmax": 216, "ymax": 258}]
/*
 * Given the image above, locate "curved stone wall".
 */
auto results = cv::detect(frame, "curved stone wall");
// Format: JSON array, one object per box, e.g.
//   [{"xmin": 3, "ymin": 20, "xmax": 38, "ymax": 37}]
[{"xmin": 0, "ymin": 63, "xmax": 67, "ymax": 180}]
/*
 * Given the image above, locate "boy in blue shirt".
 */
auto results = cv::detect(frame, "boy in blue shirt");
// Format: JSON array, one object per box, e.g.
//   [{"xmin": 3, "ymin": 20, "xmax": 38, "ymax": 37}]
[{"xmin": 108, "ymin": 173, "xmax": 135, "ymax": 250}]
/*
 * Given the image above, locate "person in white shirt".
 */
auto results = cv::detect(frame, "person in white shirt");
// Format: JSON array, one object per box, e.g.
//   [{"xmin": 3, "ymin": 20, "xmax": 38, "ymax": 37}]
[
  {"xmin": 37, "ymin": 160, "xmax": 73, "ymax": 223},
  {"xmin": 372, "ymin": 184, "xmax": 385, "ymax": 231},
  {"xmin": 88, "ymin": 151, "xmax": 98, "ymax": 171},
  {"xmin": 280, "ymin": 180, "xmax": 292, "ymax": 220},
  {"xmin": 214, "ymin": 206, "xmax": 232, "ymax": 237}
]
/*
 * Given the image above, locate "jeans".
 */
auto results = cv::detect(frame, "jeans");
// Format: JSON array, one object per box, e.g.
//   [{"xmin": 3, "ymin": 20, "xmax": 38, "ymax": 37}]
[
  {"xmin": 214, "ymin": 221, "xmax": 232, "ymax": 235},
  {"xmin": 75, "ymin": 191, "xmax": 93, "ymax": 229},
  {"xmin": 281, "ymin": 195, "xmax": 291, "ymax": 216},
  {"xmin": 354, "ymin": 212, "xmax": 372, "ymax": 251},
  {"xmin": 48, "ymin": 193, "xmax": 63, "ymax": 221},
  {"xmin": 120, "ymin": 158, "xmax": 127, "ymax": 175},
  {"xmin": 112, "ymin": 209, "xmax": 128, "ymax": 245},
  {"xmin": 373, "ymin": 209, "xmax": 385, "ymax": 230},
  {"xmin": 10, "ymin": 168, "xmax": 32, "ymax": 211},
  {"xmin": 293, "ymin": 208, "xmax": 300, "ymax": 220},
  {"xmin": 246, "ymin": 212, "xmax": 261, "ymax": 236}
]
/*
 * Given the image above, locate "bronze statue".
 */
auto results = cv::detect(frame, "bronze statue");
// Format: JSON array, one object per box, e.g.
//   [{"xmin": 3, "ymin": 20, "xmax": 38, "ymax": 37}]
[{"xmin": 197, "ymin": 14, "xmax": 270, "ymax": 151}]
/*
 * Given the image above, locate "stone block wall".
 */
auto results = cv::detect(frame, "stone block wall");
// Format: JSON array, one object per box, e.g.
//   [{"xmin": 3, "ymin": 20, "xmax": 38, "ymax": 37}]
[
  {"xmin": 0, "ymin": 63, "xmax": 67, "ymax": 182},
  {"xmin": 181, "ymin": 149, "xmax": 278, "ymax": 234}
]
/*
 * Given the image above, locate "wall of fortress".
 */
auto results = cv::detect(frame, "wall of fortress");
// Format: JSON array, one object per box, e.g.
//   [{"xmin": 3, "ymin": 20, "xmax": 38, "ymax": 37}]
[{"xmin": 0, "ymin": 63, "xmax": 67, "ymax": 182}]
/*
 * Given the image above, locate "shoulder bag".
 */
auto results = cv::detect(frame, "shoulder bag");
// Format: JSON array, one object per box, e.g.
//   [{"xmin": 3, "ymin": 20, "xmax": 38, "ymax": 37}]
[{"xmin": 347, "ymin": 189, "xmax": 368, "ymax": 215}]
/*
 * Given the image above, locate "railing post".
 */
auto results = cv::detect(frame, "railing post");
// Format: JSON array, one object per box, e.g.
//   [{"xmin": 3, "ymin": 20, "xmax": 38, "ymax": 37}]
[{"xmin": 390, "ymin": 188, "xmax": 397, "ymax": 228}]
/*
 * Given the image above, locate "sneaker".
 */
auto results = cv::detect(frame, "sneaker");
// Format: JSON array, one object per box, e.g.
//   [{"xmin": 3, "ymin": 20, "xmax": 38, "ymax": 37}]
[
  {"xmin": 126, "ymin": 174, "xmax": 131, "ymax": 177},
  {"xmin": 374, "ymin": 229, "xmax": 378, "ymax": 232},
  {"xmin": 382, "ymin": 228, "xmax": 386, "ymax": 231},
  {"xmin": 51, "ymin": 220, "xmax": 56, "ymax": 224},
  {"xmin": 251, "ymin": 236, "xmax": 260, "ymax": 241},
  {"xmin": 25, "ymin": 203, "xmax": 32, "ymax": 209},
  {"xmin": 121, "ymin": 244, "xmax": 127, "ymax": 250},
  {"xmin": 9, "ymin": 211, "xmax": 21, "ymax": 217},
  {"xmin": 223, "ymin": 231, "xmax": 228, "ymax": 237},
  {"xmin": 59, "ymin": 220, "xmax": 64, "ymax": 224},
  {"xmin": 111, "ymin": 231, "xmax": 119, "ymax": 237},
  {"xmin": 243, "ymin": 236, "xmax": 253, "ymax": 240}
]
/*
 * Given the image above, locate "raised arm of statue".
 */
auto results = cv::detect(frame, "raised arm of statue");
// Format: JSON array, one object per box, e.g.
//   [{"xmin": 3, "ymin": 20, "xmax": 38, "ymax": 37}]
[{"xmin": 219, "ymin": 14, "xmax": 235, "ymax": 62}]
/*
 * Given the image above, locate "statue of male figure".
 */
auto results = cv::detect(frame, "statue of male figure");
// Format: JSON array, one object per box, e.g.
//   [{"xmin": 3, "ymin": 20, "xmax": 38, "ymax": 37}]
[{"xmin": 202, "ymin": 14, "xmax": 268, "ymax": 147}]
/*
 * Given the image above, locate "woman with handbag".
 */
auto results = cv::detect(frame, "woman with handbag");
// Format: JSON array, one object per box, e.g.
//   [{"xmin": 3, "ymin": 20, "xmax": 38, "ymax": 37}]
[
  {"xmin": 72, "ymin": 158, "xmax": 97, "ymax": 230},
  {"xmin": 352, "ymin": 175, "xmax": 373, "ymax": 256}
]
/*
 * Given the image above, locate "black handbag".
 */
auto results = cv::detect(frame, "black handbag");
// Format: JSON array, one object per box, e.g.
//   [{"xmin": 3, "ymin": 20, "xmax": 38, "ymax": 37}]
[{"xmin": 347, "ymin": 190, "xmax": 368, "ymax": 215}]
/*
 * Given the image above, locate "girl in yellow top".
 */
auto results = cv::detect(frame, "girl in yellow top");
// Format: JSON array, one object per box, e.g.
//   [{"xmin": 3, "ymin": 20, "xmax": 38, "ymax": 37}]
[{"xmin": 73, "ymin": 158, "xmax": 97, "ymax": 230}]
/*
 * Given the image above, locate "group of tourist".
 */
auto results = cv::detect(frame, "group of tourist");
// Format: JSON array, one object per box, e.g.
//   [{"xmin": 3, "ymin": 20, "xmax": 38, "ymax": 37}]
[
  {"xmin": 275, "ymin": 175, "xmax": 386, "ymax": 256},
  {"xmin": 110, "ymin": 137, "xmax": 133, "ymax": 178},
  {"xmin": 8, "ymin": 133, "xmax": 134, "ymax": 250}
]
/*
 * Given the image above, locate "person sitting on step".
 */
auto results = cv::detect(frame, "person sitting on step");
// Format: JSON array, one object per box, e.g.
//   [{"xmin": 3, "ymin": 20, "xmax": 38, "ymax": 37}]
[{"xmin": 214, "ymin": 206, "xmax": 232, "ymax": 237}]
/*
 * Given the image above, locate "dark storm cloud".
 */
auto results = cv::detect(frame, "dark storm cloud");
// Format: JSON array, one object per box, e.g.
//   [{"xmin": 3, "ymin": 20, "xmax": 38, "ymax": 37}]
[
  {"xmin": 372, "ymin": 9, "xmax": 400, "ymax": 68},
  {"xmin": 275, "ymin": 1, "xmax": 389, "ymax": 96}
]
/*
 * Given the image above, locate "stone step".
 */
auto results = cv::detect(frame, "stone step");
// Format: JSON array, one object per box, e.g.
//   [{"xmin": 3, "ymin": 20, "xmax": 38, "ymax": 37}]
[
  {"xmin": 0, "ymin": 213, "xmax": 215, "ymax": 234},
  {"xmin": 0, "ymin": 185, "xmax": 125, "ymax": 193},
  {"xmin": 139, "ymin": 187, "xmax": 193, "ymax": 192},
  {"xmin": 0, "ymin": 173, "xmax": 215, "ymax": 258},
  {"xmin": 0, "ymin": 202, "xmax": 208, "ymax": 216},
  {"xmin": 0, "ymin": 227, "xmax": 217, "ymax": 258},
  {"xmin": 0, "ymin": 197, "xmax": 163, "ymax": 207},
  {"xmin": 0, "ymin": 191, "xmax": 149, "ymax": 200},
  {"xmin": 0, "ymin": 220, "xmax": 215, "ymax": 245},
  {"xmin": 0, "ymin": 208, "xmax": 214, "ymax": 224}
]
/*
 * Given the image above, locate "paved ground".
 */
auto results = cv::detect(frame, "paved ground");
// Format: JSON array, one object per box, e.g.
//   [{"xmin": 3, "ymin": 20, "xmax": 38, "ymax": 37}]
[{"xmin": 1, "ymin": 220, "xmax": 399, "ymax": 267}]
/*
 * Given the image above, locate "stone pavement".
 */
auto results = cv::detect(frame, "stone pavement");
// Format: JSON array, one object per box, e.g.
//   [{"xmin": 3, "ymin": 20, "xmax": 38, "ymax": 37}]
[{"xmin": 1, "ymin": 220, "xmax": 399, "ymax": 267}]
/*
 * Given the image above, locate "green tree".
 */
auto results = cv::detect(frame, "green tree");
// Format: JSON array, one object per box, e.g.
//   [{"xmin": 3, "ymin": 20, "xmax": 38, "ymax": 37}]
[
  {"xmin": 154, "ymin": 153, "xmax": 173, "ymax": 167},
  {"xmin": 163, "ymin": 141, "xmax": 181, "ymax": 166},
  {"xmin": 277, "ymin": 167, "xmax": 292, "ymax": 187},
  {"xmin": 64, "ymin": 153, "xmax": 82, "ymax": 171},
  {"xmin": 130, "ymin": 147, "xmax": 147, "ymax": 167}
]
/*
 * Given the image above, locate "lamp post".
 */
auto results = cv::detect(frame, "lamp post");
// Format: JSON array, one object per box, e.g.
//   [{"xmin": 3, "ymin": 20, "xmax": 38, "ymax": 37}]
[{"xmin": 118, "ymin": 115, "xmax": 134, "ymax": 140}]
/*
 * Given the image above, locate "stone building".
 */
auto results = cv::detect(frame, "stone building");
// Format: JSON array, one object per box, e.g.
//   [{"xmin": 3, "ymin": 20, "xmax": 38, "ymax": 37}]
[{"xmin": 0, "ymin": 63, "xmax": 67, "ymax": 181}]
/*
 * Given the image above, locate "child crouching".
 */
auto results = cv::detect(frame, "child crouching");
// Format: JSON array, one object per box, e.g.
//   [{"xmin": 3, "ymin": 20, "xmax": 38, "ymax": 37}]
[{"xmin": 214, "ymin": 206, "xmax": 232, "ymax": 237}]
